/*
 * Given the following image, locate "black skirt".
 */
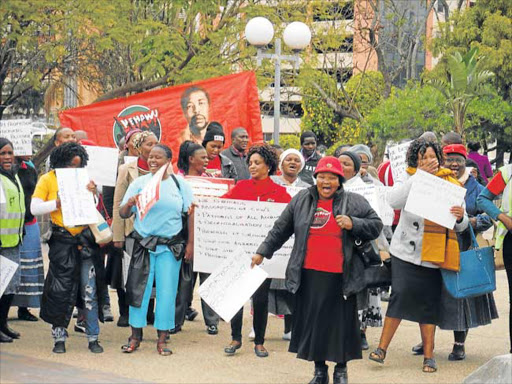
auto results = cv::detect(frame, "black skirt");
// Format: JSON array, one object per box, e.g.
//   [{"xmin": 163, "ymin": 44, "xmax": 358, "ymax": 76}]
[
  {"xmin": 104, "ymin": 244, "xmax": 125, "ymax": 290},
  {"xmin": 386, "ymin": 256, "xmax": 442, "ymax": 325},
  {"xmin": 289, "ymin": 269, "xmax": 362, "ymax": 363}
]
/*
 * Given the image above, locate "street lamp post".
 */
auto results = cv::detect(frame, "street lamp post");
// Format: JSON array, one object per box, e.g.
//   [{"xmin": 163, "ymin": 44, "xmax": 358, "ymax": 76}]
[{"xmin": 245, "ymin": 18, "xmax": 311, "ymax": 145}]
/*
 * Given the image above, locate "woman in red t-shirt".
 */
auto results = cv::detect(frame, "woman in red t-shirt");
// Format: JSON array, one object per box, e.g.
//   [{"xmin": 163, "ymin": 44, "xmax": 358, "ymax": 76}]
[
  {"xmin": 223, "ymin": 144, "xmax": 291, "ymax": 358},
  {"xmin": 252, "ymin": 156, "xmax": 383, "ymax": 384},
  {"xmin": 202, "ymin": 122, "xmax": 237, "ymax": 179}
]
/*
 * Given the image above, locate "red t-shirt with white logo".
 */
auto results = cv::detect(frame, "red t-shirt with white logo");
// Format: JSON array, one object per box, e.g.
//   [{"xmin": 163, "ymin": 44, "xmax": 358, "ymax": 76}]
[{"xmin": 303, "ymin": 199, "xmax": 343, "ymax": 273}]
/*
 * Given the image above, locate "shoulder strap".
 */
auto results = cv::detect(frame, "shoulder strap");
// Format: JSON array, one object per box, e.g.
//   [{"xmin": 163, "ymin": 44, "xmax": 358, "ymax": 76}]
[{"xmin": 171, "ymin": 174, "xmax": 186, "ymax": 212}]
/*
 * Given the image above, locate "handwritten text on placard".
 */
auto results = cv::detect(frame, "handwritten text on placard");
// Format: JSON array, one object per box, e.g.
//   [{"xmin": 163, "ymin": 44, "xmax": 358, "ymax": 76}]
[
  {"xmin": 56, "ymin": 168, "xmax": 98, "ymax": 226},
  {"xmin": 0, "ymin": 256, "xmax": 19, "ymax": 298},
  {"xmin": 388, "ymin": 141, "xmax": 412, "ymax": 183},
  {"xmin": 0, "ymin": 119, "xmax": 32, "ymax": 156},
  {"xmin": 193, "ymin": 197, "xmax": 293, "ymax": 279},
  {"xmin": 199, "ymin": 247, "xmax": 268, "ymax": 322}
]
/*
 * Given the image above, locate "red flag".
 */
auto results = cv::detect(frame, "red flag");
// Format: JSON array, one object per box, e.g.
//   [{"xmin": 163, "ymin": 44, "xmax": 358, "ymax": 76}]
[{"xmin": 59, "ymin": 72, "xmax": 263, "ymax": 163}]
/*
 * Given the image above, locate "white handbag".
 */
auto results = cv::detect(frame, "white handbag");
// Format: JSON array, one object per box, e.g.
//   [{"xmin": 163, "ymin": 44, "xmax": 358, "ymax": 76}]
[{"xmin": 89, "ymin": 210, "xmax": 113, "ymax": 244}]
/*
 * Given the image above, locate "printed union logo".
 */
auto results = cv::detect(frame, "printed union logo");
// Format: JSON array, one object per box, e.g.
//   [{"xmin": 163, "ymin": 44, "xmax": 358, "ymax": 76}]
[
  {"xmin": 326, "ymin": 163, "xmax": 333, "ymax": 168},
  {"xmin": 112, "ymin": 105, "xmax": 162, "ymax": 147}
]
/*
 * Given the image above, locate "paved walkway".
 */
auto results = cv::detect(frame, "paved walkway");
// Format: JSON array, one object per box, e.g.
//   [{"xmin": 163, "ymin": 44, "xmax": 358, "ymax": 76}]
[{"xmin": 0, "ymin": 271, "xmax": 509, "ymax": 383}]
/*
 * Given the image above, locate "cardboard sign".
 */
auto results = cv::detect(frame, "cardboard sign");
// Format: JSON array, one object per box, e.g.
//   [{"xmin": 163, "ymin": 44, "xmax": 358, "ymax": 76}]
[
  {"xmin": 0, "ymin": 119, "xmax": 32, "ymax": 156},
  {"xmin": 388, "ymin": 141, "xmax": 412, "ymax": 183},
  {"xmin": 136, "ymin": 164, "xmax": 168, "ymax": 220},
  {"xmin": 185, "ymin": 176, "xmax": 235, "ymax": 197},
  {"xmin": 84, "ymin": 145, "xmax": 119, "ymax": 187}
]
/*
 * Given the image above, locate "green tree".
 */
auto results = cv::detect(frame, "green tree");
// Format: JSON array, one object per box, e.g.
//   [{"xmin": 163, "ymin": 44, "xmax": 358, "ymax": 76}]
[
  {"xmin": 427, "ymin": 47, "xmax": 494, "ymax": 140},
  {"xmin": 429, "ymin": 0, "xmax": 512, "ymax": 164}
]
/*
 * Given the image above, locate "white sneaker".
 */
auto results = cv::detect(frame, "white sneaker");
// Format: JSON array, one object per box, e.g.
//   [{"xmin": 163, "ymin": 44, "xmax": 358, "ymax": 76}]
[
  {"xmin": 282, "ymin": 332, "xmax": 291, "ymax": 341},
  {"xmin": 248, "ymin": 328, "xmax": 255, "ymax": 341}
]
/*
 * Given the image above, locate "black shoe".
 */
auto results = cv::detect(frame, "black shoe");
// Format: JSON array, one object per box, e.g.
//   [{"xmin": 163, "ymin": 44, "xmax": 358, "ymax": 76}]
[
  {"xmin": 448, "ymin": 345, "xmax": 466, "ymax": 361},
  {"xmin": 224, "ymin": 341, "xmax": 242, "ymax": 355},
  {"xmin": 360, "ymin": 332, "xmax": 369, "ymax": 351},
  {"xmin": 18, "ymin": 308, "xmax": 38, "ymax": 322},
  {"xmin": 103, "ymin": 306, "xmax": 114, "ymax": 322},
  {"xmin": 0, "ymin": 330, "xmax": 13, "ymax": 343},
  {"xmin": 412, "ymin": 342, "xmax": 424, "ymax": 355},
  {"xmin": 206, "ymin": 325, "xmax": 218, "ymax": 335},
  {"xmin": 309, "ymin": 367, "xmax": 329, "ymax": 384},
  {"xmin": 74, "ymin": 320, "xmax": 86, "ymax": 334},
  {"xmin": 185, "ymin": 307, "xmax": 198, "ymax": 322},
  {"xmin": 88, "ymin": 340, "xmax": 104, "ymax": 353},
  {"xmin": 169, "ymin": 325, "xmax": 182, "ymax": 334},
  {"xmin": 0, "ymin": 324, "xmax": 20, "ymax": 339},
  {"xmin": 333, "ymin": 367, "xmax": 348, "ymax": 384},
  {"xmin": 117, "ymin": 315, "xmax": 129, "ymax": 327},
  {"xmin": 53, "ymin": 341, "xmax": 66, "ymax": 354}
]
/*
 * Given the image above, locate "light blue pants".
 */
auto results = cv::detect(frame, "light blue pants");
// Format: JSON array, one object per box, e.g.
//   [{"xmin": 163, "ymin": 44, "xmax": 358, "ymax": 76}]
[{"xmin": 129, "ymin": 248, "xmax": 181, "ymax": 330}]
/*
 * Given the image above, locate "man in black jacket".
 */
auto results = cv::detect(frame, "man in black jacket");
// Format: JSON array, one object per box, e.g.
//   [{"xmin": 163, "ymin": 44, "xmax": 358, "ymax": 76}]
[{"xmin": 221, "ymin": 127, "xmax": 250, "ymax": 181}]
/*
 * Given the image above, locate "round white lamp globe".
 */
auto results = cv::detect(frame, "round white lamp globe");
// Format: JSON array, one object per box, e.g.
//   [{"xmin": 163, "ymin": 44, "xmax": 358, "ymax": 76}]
[
  {"xmin": 245, "ymin": 17, "xmax": 274, "ymax": 47},
  {"xmin": 283, "ymin": 21, "xmax": 311, "ymax": 51}
]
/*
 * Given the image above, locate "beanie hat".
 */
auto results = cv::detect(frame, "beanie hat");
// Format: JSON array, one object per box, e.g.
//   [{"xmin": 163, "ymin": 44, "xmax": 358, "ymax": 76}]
[
  {"xmin": 340, "ymin": 151, "xmax": 362, "ymax": 174},
  {"xmin": 278, "ymin": 148, "xmax": 305, "ymax": 174},
  {"xmin": 202, "ymin": 122, "xmax": 225, "ymax": 147},
  {"xmin": 349, "ymin": 144, "xmax": 373, "ymax": 164}
]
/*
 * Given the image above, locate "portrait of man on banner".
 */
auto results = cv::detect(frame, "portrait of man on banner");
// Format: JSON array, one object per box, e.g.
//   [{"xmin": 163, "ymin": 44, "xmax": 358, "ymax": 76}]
[{"xmin": 180, "ymin": 86, "xmax": 211, "ymax": 144}]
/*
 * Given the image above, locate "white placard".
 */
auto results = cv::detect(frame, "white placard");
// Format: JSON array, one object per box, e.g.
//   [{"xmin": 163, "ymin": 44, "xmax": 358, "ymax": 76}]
[
  {"xmin": 0, "ymin": 256, "xmax": 19, "ymax": 297},
  {"xmin": 83, "ymin": 146, "xmax": 119, "ymax": 187},
  {"xmin": 199, "ymin": 247, "xmax": 268, "ymax": 322},
  {"xmin": 194, "ymin": 197, "xmax": 293, "ymax": 279},
  {"xmin": 0, "ymin": 119, "xmax": 32, "ymax": 156},
  {"xmin": 185, "ymin": 177, "xmax": 234, "ymax": 197},
  {"xmin": 124, "ymin": 156, "xmax": 138, "ymax": 165},
  {"xmin": 388, "ymin": 141, "xmax": 412, "ymax": 183},
  {"xmin": 345, "ymin": 184, "xmax": 394, "ymax": 226},
  {"xmin": 56, "ymin": 168, "xmax": 98, "ymax": 226},
  {"xmin": 404, "ymin": 169, "xmax": 467, "ymax": 229}
]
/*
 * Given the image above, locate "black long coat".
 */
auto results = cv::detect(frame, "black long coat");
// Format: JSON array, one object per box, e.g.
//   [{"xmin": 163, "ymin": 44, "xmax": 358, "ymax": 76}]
[{"xmin": 40, "ymin": 227, "xmax": 106, "ymax": 328}]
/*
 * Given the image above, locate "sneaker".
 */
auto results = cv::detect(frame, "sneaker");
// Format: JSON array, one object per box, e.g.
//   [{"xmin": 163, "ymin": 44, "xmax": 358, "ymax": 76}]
[
  {"xmin": 88, "ymin": 340, "xmax": 104, "ymax": 353},
  {"xmin": 248, "ymin": 328, "xmax": 255, "ymax": 341},
  {"xmin": 18, "ymin": 308, "xmax": 38, "ymax": 322},
  {"xmin": 103, "ymin": 305, "xmax": 114, "ymax": 322},
  {"xmin": 117, "ymin": 315, "xmax": 129, "ymax": 327},
  {"xmin": 282, "ymin": 332, "xmax": 291, "ymax": 341},
  {"xmin": 74, "ymin": 320, "xmax": 86, "ymax": 334},
  {"xmin": 185, "ymin": 307, "xmax": 198, "ymax": 322},
  {"xmin": 53, "ymin": 341, "xmax": 66, "ymax": 354},
  {"xmin": 206, "ymin": 325, "xmax": 218, "ymax": 335},
  {"xmin": 380, "ymin": 291, "xmax": 390, "ymax": 302}
]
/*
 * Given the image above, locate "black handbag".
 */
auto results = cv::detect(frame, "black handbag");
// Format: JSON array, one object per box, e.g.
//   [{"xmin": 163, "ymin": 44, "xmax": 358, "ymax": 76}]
[
  {"xmin": 340, "ymin": 192, "xmax": 391, "ymax": 288},
  {"xmin": 171, "ymin": 174, "xmax": 189, "ymax": 260}
]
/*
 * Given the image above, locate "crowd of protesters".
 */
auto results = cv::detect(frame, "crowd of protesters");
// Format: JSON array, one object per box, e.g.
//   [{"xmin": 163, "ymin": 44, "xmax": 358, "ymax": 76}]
[{"xmin": 0, "ymin": 124, "xmax": 511, "ymax": 384}]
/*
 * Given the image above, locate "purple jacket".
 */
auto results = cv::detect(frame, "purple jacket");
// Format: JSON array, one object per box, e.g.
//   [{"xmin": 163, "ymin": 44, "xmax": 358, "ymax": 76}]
[{"xmin": 468, "ymin": 151, "xmax": 493, "ymax": 183}]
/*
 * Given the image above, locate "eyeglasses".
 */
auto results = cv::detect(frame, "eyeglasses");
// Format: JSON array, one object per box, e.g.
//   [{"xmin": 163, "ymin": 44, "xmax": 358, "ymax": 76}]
[{"xmin": 445, "ymin": 157, "xmax": 465, "ymax": 165}]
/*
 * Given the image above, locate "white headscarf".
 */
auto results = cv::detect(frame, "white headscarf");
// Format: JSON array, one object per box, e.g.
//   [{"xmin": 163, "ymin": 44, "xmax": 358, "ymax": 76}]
[{"xmin": 279, "ymin": 148, "xmax": 305, "ymax": 174}]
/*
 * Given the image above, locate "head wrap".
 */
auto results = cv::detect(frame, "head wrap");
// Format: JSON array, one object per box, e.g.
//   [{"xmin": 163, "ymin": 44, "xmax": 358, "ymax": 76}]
[
  {"xmin": 278, "ymin": 148, "xmax": 305, "ymax": 174},
  {"xmin": 124, "ymin": 129, "xmax": 142, "ymax": 149},
  {"xmin": 340, "ymin": 151, "xmax": 362, "ymax": 173},
  {"xmin": 132, "ymin": 130, "xmax": 155, "ymax": 150},
  {"xmin": 349, "ymin": 144, "xmax": 373, "ymax": 164}
]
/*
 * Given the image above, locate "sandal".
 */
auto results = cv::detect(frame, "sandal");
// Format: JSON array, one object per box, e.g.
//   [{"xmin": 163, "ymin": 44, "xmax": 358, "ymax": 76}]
[
  {"xmin": 369, "ymin": 347, "xmax": 387, "ymax": 364},
  {"xmin": 122, "ymin": 337, "xmax": 140, "ymax": 353},
  {"xmin": 157, "ymin": 342, "xmax": 172, "ymax": 356},
  {"xmin": 423, "ymin": 358, "xmax": 438, "ymax": 373}
]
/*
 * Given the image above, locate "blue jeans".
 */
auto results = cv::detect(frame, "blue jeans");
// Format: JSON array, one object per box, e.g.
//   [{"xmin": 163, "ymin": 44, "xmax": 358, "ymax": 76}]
[{"xmin": 81, "ymin": 257, "xmax": 100, "ymax": 342}]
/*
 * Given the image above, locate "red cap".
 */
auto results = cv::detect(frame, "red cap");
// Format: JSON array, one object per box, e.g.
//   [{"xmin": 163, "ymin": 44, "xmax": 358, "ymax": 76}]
[
  {"xmin": 443, "ymin": 144, "xmax": 467, "ymax": 158},
  {"xmin": 314, "ymin": 156, "xmax": 345, "ymax": 180}
]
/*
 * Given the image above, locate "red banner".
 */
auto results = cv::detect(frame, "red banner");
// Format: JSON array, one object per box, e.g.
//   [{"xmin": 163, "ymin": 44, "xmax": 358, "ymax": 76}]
[{"xmin": 59, "ymin": 72, "xmax": 263, "ymax": 163}]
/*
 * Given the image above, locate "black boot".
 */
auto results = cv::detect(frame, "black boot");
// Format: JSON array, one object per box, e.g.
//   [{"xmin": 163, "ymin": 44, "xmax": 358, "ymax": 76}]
[
  {"xmin": 309, "ymin": 366, "xmax": 329, "ymax": 384},
  {"xmin": 333, "ymin": 367, "xmax": 348, "ymax": 384},
  {"xmin": 0, "ymin": 330, "xmax": 13, "ymax": 343},
  {"xmin": 0, "ymin": 294, "xmax": 18, "ymax": 338}
]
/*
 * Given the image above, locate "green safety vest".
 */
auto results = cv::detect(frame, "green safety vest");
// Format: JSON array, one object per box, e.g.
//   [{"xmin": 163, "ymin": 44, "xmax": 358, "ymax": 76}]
[
  {"xmin": 495, "ymin": 164, "xmax": 512, "ymax": 250},
  {"xmin": 0, "ymin": 173, "xmax": 25, "ymax": 248}
]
